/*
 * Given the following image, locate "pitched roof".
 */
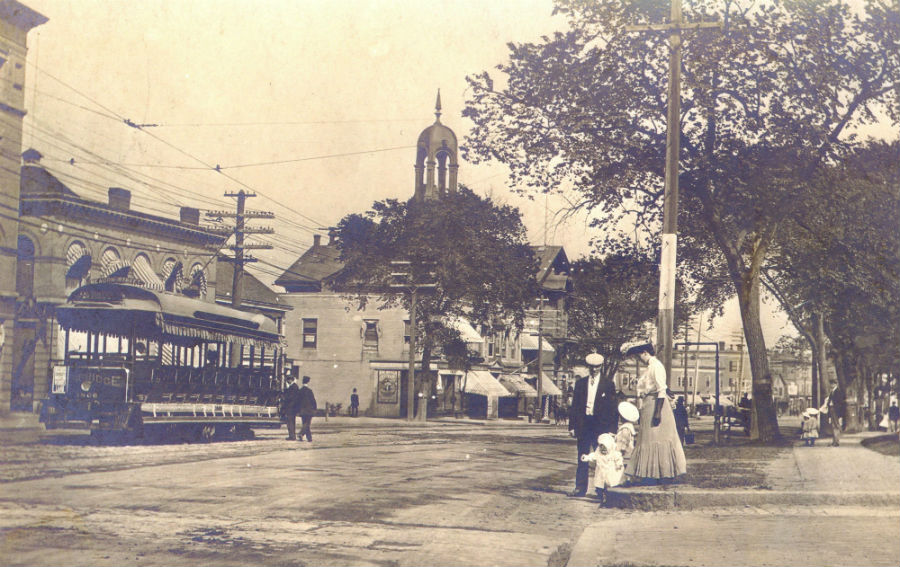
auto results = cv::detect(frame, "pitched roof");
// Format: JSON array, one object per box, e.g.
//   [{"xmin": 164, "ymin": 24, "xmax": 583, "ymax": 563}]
[
  {"xmin": 274, "ymin": 241, "xmax": 344, "ymax": 291},
  {"xmin": 216, "ymin": 258, "xmax": 288, "ymax": 311},
  {"xmin": 531, "ymin": 245, "xmax": 570, "ymax": 289}
]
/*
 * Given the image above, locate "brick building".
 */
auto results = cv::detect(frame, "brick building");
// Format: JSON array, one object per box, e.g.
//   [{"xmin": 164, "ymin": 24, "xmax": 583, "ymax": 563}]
[{"xmin": 0, "ymin": 1, "xmax": 45, "ymax": 412}]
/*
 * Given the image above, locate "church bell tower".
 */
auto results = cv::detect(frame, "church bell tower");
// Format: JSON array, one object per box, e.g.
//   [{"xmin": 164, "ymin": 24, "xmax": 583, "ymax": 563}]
[{"xmin": 413, "ymin": 90, "xmax": 458, "ymax": 202}]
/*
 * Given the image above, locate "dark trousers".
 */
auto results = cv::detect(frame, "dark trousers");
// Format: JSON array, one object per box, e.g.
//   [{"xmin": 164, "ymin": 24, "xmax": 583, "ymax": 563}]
[
  {"xmin": 285, "ymin": 414, "xmax": 297, "ymax": 439},
  {"xmin": 575, "ymin": 429, "xmax": 599, "ymax": 493},
  {"xmin": 350, "ymin": 405, "xmax": 359, "ymax": 417},
  {"xmin": 299, "ymin": 414, "xmax": 313, "ymax": 441}
]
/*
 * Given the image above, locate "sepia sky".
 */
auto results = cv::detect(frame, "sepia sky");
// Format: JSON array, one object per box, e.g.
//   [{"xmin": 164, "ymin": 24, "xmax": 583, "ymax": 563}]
[{"xmin": 19, "ymin": 0, "xmax": 892, "ymax": 345}]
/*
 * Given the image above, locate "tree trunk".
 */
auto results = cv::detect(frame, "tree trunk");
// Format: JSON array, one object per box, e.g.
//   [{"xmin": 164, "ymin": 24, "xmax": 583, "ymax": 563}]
[{"xmin": 735, "ymin": 272, "xmax": 781, "ymax": 442}]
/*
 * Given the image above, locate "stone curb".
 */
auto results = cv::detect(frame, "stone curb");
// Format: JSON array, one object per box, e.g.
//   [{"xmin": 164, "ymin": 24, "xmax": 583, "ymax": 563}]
[{"xmin": 604, "ymin": 487, "xmax": 900, "ymax": 511}]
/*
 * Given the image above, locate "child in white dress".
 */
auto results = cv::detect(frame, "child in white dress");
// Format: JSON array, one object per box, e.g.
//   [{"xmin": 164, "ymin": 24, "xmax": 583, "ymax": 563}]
[
  {"xmin": 616, "ymin": 402, "xmax": 639, "ymax": 462},
  {"xmin": 581, "ymin": 432, "xmax": 624, "ymax": 505}
]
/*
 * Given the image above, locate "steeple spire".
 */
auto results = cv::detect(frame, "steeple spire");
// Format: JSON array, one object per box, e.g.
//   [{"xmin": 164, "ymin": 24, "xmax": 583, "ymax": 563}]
[{"xmin": 434, "ymin": 89, "xmax": 442, "ymax": 122}]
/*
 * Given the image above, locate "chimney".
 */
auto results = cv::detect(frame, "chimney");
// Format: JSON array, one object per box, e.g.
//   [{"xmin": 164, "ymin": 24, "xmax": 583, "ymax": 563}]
[
  {"xmin": 313, "ymin": 234, "xmax": 322, "ymax": 247},
  {"xmin": 180, "ymin": 206, "xmax": 200, "ymax": 225},
  {"xmin": 108, "ymin": 187, "xmax": 131, "ymax": 211}
]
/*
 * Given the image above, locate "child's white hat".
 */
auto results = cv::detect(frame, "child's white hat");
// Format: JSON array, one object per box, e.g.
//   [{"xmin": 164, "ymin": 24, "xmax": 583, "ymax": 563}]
[{"xmin": 618, "ymin": 401, "xmax": 639, "ymax": 423}]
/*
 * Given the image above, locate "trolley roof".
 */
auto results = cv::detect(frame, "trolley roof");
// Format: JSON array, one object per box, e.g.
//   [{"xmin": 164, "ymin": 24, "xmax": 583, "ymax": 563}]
[{"xmin": 56, "ymin": 283, "xmax": 282, "ymax": 348}]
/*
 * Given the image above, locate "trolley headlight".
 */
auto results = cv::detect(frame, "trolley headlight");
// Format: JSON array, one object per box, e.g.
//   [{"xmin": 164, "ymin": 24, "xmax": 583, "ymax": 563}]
[{"xmin": 80, "ymin": 381, "xmax": 92, "ymax": 392}]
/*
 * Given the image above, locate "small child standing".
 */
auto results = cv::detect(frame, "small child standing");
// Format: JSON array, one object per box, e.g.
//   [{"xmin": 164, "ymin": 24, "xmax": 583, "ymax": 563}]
[
  {"xmin": 616, "ymin": 401, "xmax": 639, "ymax": 462},
  {"xmin": 581, "ymin": 433, "xmax": 624, "ymax": 505},
  {"xmin": 801, "ymin": 409, "xmax": 819, "ymax": 446}
]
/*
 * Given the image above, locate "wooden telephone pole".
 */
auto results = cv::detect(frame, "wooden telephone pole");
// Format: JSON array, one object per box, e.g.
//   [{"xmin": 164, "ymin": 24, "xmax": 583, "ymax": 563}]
[
  {"xmin": 206, "ymin": 190, "xmax": 274, "ymax": 366},
  {"xmin": 627, "ymin": 1, "xmax": 721, "ymax": 385},
  {"xmin": 390, "ymin": 261, "xmax": 436, "ymax": 422}
]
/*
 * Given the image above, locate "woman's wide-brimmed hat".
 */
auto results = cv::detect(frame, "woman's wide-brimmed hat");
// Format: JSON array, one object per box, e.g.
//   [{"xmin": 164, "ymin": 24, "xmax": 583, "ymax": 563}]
[
  {"xmin": 621, "ymin": 340, "xmax": 654, "ymax": 357},
  {"xmin": 618, "ymin": 401, "xmax": 639, "ymax": 423},
  {"xmin": 585, "ymin": 353, "xmax": 605, "ymax": 367},
  {"xmin": 805, "ymin": 408, "xmax": 819, "ymax": 417}
]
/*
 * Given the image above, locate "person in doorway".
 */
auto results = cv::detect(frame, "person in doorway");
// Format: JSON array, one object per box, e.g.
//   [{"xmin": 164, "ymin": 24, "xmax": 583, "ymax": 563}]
[
  {"xmin": 622, "ymin": 341, "xmax": 687, "ymax": 484},
  {"xmin": 567, "ymin": 353, "xmax": 618, "ymax": 497},
  {"xmin": 297, "ymin": 376, "xmax": 317, "ymax": 442},
  {"xmin": 282, "ymin": 375, "xmax": 301, "ymax": 440},
  {"xmin": 349, "ymin": 388, "xmax": 360, "ymax": 417}
]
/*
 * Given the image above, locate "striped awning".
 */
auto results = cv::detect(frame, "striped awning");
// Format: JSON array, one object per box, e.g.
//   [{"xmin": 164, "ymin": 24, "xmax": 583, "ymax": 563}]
[
  {"xmin": 132, "ymin": 255, "xmax": 164, "ymax": 290},
  {"xmin": 462, "ymin": 370, "xmax": 512, "ymax": 398}
]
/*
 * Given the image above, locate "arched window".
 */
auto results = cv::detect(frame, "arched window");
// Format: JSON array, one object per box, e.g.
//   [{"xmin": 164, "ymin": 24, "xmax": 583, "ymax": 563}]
[
  {"xmin": 101, "ymin": 247, "xmax": 128, "ymax": 278},
  {"xmin": 163, "ymin": 259, "xmax": 183, "ymax": 292},
  {"xmin": 65, "ymin": 241, "xmax": 91, "ymax": 288},
  {"xmin": 132, "ymin": 253, "xmax": 163, "ymax": 289},
  {"xmin": 15, "ymin": 236, "xmax": 35, "ymax": 297},
  {"xmin": 186, "ymin": 263, "xmax": 207, "ymax": 298}
]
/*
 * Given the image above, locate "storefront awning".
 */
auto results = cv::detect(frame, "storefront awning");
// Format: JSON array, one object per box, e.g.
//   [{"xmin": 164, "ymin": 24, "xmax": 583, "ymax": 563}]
[
  {"xmin": 445, "ymin": 317, "xmax": 483, "ymax": 343},
  {"xmin": 498, "ymin": 374, "xmax": 537, "ymax": 397},
  {"xmin": 462, "ymin": 370, "xmax": 512, "ymax": 397},
  {"xmin": 523, "ymin": 373, "xmax": 563, "ymax": 396},
  {"xmin": 520, "ymin": 333, "xmax": 555, "ymax": 352}
]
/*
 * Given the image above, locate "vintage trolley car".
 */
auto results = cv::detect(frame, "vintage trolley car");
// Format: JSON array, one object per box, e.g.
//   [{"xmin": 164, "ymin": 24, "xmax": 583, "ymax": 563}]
[{"xmin": 40, "ymin": 283, "xmax": 285, "ymax": 441}]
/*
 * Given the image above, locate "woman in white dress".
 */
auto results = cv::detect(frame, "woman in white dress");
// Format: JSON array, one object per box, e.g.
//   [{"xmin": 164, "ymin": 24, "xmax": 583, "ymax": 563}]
[{"xmin": 623, "ymin": 342, "xmax": 687, "ymax": 483}]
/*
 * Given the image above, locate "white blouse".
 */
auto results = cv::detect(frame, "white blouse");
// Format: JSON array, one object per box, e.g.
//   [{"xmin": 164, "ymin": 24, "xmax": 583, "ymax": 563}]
[{"xmin": 636, "ymin": 356, "xmax": 668, "ymax": 399}]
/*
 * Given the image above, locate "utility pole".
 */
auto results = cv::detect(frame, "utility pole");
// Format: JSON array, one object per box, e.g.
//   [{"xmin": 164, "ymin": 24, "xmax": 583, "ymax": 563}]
[
  {"xmin": 536, "ymin": 296, "xmax": 545, "ymax": 421},
  {"xmin": 390, "ymin": 261, "xmax": 436, "ymax": 422},
  {"xmin": 206, "ymin": 190, "xmax": 274, "ymax": 366},
  {"xmin": 627, "ymin": 0, "xmax": 721, "ymax": 386}
]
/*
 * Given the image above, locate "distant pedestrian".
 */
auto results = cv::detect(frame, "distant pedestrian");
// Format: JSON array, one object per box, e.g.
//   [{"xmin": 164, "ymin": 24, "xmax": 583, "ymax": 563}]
[
  {"xmin": 297, "ymin": 376, "xmax": 317, "ymax": 442},
  {"xmin": 349, "ymin": 388, "xmax": 360, "ymax": 417},
  {"xmin": 581, "ymin": 433, "xmax": 624, "ymax": 505},
  {"xmin": 673, "ymin": 396, "xmax": 689, "ymax": 446},
  {"xmin": 567, "ymin": 353, "xmax": 618, "ymax": 497},
  {"xmin": 801, "ymin": 409, "xmax": 819, "ymax": 446},
  {"xmin": 888, "ymin": 401, "xmax": 899, "ymax": 433},
  {"xmin": 621, "ymin": 341, "xmax": 686, "ymax": 485},
  {"xmin": 282, "ymin": 375, "xmax": 301, "ymax": 440},
  {"xmin": 820, "ymin": 382, "xmax": 847, "ymax": 446}
]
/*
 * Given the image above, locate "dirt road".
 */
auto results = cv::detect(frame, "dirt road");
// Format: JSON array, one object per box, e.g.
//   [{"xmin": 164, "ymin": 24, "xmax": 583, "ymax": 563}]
[{"xmin": 0, "ymin": 420, "xmax": 601, "ymax": 566}]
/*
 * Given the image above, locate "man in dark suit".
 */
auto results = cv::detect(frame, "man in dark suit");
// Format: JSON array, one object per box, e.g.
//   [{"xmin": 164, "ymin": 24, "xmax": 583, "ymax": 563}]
[
  {"xmin": 568, "ymin": 353, "xmax": 618, "ymax": 497},
  {"xmin": 282, "ymin": 375, "xmax": 301, "ymax": 440},
  {"xmin": 298, "ymin": 375, "xmax": 318, "ymax": 442}
]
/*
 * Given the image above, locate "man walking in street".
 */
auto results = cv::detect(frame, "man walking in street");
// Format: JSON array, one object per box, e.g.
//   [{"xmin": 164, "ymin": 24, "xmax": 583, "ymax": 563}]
[
  {"xmin": 298, "ymin": 376, "xmax": 318, "ymax": 442},
  {"xmin": 282, "ymin": 374, "xmax": 301, "ymax": 440},
  {"xmin": 568, "ymin": 353, "xmax": 618, "ymax": 497}
]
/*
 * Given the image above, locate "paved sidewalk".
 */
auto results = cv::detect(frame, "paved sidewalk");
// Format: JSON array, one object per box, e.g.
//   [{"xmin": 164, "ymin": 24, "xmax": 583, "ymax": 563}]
[{"xmin": 568, "ymin": 430, "xmax": 900, "ymax": 566}]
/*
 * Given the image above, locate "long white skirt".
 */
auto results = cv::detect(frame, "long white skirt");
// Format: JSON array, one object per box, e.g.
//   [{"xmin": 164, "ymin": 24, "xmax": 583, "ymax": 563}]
[{"xmin": 626, "ymin": 394, "xmax": 687, "ymax": 480}]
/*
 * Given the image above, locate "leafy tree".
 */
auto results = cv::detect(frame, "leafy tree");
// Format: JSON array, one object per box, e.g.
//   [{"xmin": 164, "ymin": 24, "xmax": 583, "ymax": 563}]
[
  {"xmin": 763, "ymin": 141, "xmax": 900, "ymax": 427},
  {"xmin": 332, "ymin": 186, "xmax": 539, "ymax": 419},
  {"xmin": 566, "ymin": 243, "xmax": 691, "ymax": 384},
  {"xmin": 462, "ymin": 0, "xmax": 899, "ymax": 441}
]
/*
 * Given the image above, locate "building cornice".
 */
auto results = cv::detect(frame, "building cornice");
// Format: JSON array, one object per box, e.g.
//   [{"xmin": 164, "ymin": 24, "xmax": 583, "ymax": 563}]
[{"xmin": 21, "ymin": 193, "xmax": 224, "ymax": 246}]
